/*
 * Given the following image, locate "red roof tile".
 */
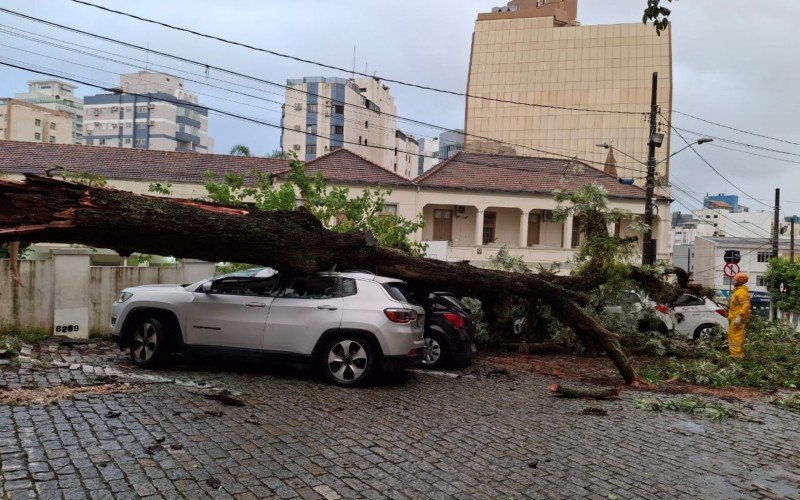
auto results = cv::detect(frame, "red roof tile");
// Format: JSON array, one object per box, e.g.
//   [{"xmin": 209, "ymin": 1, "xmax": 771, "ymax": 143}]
[
  {"xmin": 414, "ymin": 151, "xmax": 647, "ymax": 200},
  {"xmin": 298, "ymin": 149, "xmax": 414, "ymax": 187},
  {"xmin": 0, "ymin": 140, "xmax": 290, "ymax": 184}
]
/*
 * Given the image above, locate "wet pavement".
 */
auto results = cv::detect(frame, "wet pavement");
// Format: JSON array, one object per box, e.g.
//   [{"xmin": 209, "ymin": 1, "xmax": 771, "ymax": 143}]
[{"xmin": 1, "ymin": 339, "xmax": 799, "ymax": 499}]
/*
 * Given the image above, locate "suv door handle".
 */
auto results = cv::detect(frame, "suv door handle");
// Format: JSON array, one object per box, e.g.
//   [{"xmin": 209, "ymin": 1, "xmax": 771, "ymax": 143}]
[
  {"xmin": 246, "ymin": 302, "xmax": 267, "ymax": 308},
  {"xmin": 317, "ymin": 305, "xmax": 338, "ymax": 310}
]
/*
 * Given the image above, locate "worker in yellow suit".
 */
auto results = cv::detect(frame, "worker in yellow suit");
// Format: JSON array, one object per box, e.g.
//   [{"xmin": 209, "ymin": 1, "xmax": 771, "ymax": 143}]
[{"xmin": 727, "ymin": 273, "xmax": 751, "ymax": 359}]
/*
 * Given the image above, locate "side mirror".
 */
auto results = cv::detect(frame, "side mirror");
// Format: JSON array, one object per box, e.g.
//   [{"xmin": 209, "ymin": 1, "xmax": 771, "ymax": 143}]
[{"xmin": 201, "ymin": 281, "xmax": 213, "ymax": 293}]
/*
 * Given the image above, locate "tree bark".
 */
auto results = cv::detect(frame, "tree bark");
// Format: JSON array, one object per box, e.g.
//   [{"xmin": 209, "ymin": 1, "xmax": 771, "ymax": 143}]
[{"xmin": 0, "ymin": 175, "xmax": 637, "ymax": 383}]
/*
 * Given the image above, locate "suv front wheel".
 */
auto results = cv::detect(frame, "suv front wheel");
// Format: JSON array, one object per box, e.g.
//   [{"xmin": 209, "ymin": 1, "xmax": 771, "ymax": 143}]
[
  {"xmin": 129, "ymin": 316, "xmax": 170, "ymax": 368},
  {"xmin": 321, "ymin": 335, "xmax": 375, "ymax": 386}
]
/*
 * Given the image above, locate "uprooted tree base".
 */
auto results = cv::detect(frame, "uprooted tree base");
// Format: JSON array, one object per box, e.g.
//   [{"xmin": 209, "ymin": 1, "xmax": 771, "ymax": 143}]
[{"xmin": 1, "ymin": 175, "xmax": 644, "ymax": 382}]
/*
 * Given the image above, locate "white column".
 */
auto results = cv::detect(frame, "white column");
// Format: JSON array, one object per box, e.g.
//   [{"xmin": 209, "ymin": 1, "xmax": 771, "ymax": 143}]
[
  {"xmin": 51, "ymin": 248, "xmax": 92, "ymax": 339},
  {"xmin": 519, "ymin": 209, "xmax": 529, "ymax": 248},
  {"xmin": 475, "ymin": 209, "xmax": 485, "ymax": 246},
  {"xmin": 562, "ymin": 213, "xmax": 574, "ymax": 249}
]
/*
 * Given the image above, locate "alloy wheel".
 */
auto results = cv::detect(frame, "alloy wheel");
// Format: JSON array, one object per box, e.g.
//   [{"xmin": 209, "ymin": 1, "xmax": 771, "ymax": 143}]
[
  {"xmin": 327, "ymin": 340, "xmax": 368, "ymax": 382},
  {"xmin": 422, "ymin": 337, "xmax": 442, "ymax": 365},
  {"xmin": 132, "ymin": 322, "xmax": 158, "ymax": 362}
]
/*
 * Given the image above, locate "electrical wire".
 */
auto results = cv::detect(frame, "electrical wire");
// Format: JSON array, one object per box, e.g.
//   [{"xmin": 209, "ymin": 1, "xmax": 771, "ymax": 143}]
[
  {"xmin": 670, "ymin": 125, "xmax": 800, "ymax": 158},
  {"xmin": 66, "ymin": 0, "xmax": 646, "ymax": 116},
  {"xmin": 673, "ymin": 110, "xmax": 800, "ymax": 148}
]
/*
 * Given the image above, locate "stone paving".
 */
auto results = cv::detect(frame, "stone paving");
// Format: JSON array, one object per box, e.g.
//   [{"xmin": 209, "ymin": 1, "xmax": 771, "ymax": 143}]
[{"xmin": 1, "ymin": 339, "xmax": 799, "ymax": 499}]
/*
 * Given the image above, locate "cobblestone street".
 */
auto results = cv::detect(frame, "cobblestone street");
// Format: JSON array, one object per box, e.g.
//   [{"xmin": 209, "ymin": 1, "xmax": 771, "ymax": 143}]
[{"xmin": 1, "ymin": 340, "xmax": 799, "ymax": 499}]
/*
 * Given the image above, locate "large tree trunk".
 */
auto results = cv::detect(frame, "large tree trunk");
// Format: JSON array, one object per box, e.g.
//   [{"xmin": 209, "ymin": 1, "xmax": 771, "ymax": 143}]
[{"xmin": 0, "ymin": 175, "xmax": 637, "ymax": 383}]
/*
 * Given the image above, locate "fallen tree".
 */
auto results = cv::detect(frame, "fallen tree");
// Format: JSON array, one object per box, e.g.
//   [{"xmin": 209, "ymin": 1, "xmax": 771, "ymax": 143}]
[{"xmin": 0, "ymin": 174, "xmax": 640, "ymax": 383}]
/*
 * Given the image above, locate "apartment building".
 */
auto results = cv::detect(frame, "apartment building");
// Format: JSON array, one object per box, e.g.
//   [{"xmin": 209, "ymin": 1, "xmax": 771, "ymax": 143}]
[
  {"xmin": 280, "ymin": 76, "xmax": 419, "ymax": 177},
  {"xmin": 83, "ymin": 72, "xmax": 213, "ymax": 153},
  {"xmin": 13, "ymin": 80, "xmax": 84, "ymax": 144},
  {"xmin": 417, "ymin": 137, "xmax": 439, "ymax": 176},
  {"xmin": 0, "ymin": 99, "xmax": 72, "ymax": 144},
  {"xmin": 464, "ymin": 0, "xmax": 673, "ymax": 183},
  {"xmin": 438, "ymin": 129, "xmax": 465, "ymax": 160}
]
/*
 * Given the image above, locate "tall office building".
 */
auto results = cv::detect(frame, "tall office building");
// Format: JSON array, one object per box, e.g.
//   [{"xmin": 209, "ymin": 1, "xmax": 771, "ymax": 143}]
[
  {"xmin": 83, "ymin": 72, "xmax": 213, "ymax": 153},
  {"xmin": 465, "ymin": 0, "xmax": 672, "ymax": 181},
  {"xmin": 0, "ymin": 98, "xmax": 73, "ymax": 144},
  {"xmin": 281, "ymin": 76, "xmax": 419, "ymax": 178},
  {"xmin": 13, "ymin": 80, "xmax": 84, "ymax": 144}
]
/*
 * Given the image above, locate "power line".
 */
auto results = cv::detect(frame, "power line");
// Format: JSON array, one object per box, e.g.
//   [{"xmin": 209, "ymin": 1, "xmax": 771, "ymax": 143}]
[
  {"xmin": 67, "ymin": 0, "xmax": 646, "ymax": 117},
  {"xmin": 1, "ymin": 60, "xmax": 657, "ymax": 184},
  {"xmin": 665, "ymin": 116, "xmax": 773, "ymax": 209},
  {"xmin": 670, "ymin": 125, "xmax": 800, "ymax": 158},
  {"xmin": 707, "ymin": 142, "xmax": 800, "ymax": 165},
  {"xmin": 673, "ymin": 110, "xmax": 800, "ymax": 147},
  {"xmin": 0, "ymin": 11, "xmax": 657, "ymax": 172}
]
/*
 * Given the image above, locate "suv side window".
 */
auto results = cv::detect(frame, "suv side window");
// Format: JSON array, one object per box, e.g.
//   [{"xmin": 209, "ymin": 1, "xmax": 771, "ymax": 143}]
[
  {"xmin": 339, "ymin": 278, "xmax": 357, "ymax": 298},
  {"xmin": 280, "ymin": 277, "xmax": 337, "ymax": 299},
  {"xmin": 210, "ymin": 276, "xmax": 280, "ymax": 296}
]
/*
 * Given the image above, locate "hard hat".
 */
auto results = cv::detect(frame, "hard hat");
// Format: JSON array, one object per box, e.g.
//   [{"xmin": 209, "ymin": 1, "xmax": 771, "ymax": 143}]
[{"xmin": 733, "ymin": 273, "xmax": 749, "ymax": 284}]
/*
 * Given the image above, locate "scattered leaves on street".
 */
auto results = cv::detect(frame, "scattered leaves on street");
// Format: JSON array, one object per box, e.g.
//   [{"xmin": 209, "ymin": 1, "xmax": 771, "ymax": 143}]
[
  {"xmin": 635, "ymin": 396, "xmax": 738, "ymax": 420},
  {"xmin": 771, "ymin": 392, "xmax": 800, "ymax": 413},
  {"xmin": 0, "ymin": 383, "xmax": 137, "ymax": 406}
]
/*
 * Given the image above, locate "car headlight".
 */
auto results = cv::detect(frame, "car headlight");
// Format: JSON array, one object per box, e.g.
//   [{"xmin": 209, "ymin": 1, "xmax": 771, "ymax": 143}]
[{"xmin": 117, "ymin": 292, "xmax": 133, "ymax": 303}]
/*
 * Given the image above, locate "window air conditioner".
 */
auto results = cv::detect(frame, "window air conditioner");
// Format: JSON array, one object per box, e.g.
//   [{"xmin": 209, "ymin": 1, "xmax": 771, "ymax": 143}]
[
  {"xmin": 293, "ymin": 144, "xmax": 301, "ymax": 151},
  {"xmin": 293, "ymin": 103, "xmax": 303, "ymax": 111},
  {"xmin": 542, "ymin": 210, "xmax": 554, "ymax": 222},
  {"xmin": 148, "ymin": 120, "xmax": 155, "ymax": 126},
  {"xmin": 111, "ymin": 123, "xmax": 117, "ymax": 128},
  {"xmin": 111, "ymin": 106, "xmax": 118, "ymax": 112},
  {"xmin": 293, "ymin": 125, "xmax": 301, "ymax": 131},
  {"xmin": 147, "ymin": 103, "xmax": 155, "ymax": 109},
  {"xmin": 92, "ymin": 109, "xmax": 100, "ymax": 116},
  {"xmin": 86, "ymin": 130, "xmax": 93, "ymax": 135}
]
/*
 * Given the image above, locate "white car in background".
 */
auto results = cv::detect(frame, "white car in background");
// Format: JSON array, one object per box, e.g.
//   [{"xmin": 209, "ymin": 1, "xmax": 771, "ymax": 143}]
[{"xmin": 669, "ymin": 294, "xmax": 729, "ymax": 340}]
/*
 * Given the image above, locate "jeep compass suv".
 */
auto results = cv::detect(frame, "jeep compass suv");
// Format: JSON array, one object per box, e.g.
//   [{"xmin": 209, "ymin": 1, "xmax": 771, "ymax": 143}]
[{"xmin": 110, "ymin": 269, "xmax": 425, "ymax": 386}]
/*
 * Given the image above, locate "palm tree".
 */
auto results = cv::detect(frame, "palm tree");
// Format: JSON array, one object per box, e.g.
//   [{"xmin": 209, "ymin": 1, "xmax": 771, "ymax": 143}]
[{"xmin": 229, "ymin": 144, "xmax": 252, "ymax": 157}]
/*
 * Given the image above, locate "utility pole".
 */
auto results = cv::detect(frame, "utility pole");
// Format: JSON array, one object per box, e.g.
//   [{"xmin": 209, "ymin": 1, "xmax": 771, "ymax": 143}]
[
  {"xmin": 791, "ymin": 217, "xmax": 795, "ymax": 263},
  {"xmin": 642, "ymin": 72, "xmax": 659, "ymax": 265},
  {"xmin": 772, "ymin": 188, "xmax": 780, "ymax": 320}
]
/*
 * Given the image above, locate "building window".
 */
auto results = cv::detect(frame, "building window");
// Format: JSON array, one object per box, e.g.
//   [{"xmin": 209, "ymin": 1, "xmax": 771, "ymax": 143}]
[
  {"xmin": 124, "ymin": 122, "xmax": 131, "ymax": 128},
  {"xmin": 331, "ymin": 125, "xmax": 344, "ymax": 135},
  {"xmin": 135, "ymin": 138, "xmax": 146, "ymax": 146},
  {"xmin": 333, "ymin": 104, "xmax": 344, "ymax": 115},
  {"xmin": 571, "ymin": 216, "xmax": 583, "ymax": 248},
  {"xmin": 307, "ymin": 103, "xmax": 317, "ymax": 113},
  {"xmin": 99, "ymin": 138, "xmax": 106, "ymax": 145},
  {"xmin": 756, "ymin": 275, "xmax": 766, "ymax": 287},
  {"xmin": 124, "ymin": 138, "xmax": 131, "ymax": 144},
  {"xmin": 365, "ymin": 121, "xmax": 369, "ymax": 128},
  {"xmin": 49, "ymin": 136, "xmax": 55, "ymax": 143},
  {"xmin": 35, "ymin": 119, "xmax": 42, "ymax": 127},
  {"xmin": 34, "ymin": 132, "xmax": 41, "ymax": 140},
  {"xmin": 306, "ymin": 144, "xmax": 316, "ymax": 155},
  {"xmin": 136, "ymin": 105, "xmax": 147, "ymax": 113},
  {"xmin": 364, "ymin": 139, "xmax": 368, "ymax": 146},
  {"xmin": 382, "ymin": 204, "xmax": 398, "ymax": 216},
  {"xmin": 136, "ymin": 122, "xmax": 147, "ymax": 129},
  {"xmin": 50, "ymin": 122, "xmax": 56, "ymax": 130},
  {"xmin": 482, "ymin": 212, "xmax": 496, "ymax": 245},
  {"xmin": 306, "ymin": 124, "xmax": 317, "ymax": 134},
  {"xmin": 757, "ymin": 251, "xmax": 772, "ymax": 263}
]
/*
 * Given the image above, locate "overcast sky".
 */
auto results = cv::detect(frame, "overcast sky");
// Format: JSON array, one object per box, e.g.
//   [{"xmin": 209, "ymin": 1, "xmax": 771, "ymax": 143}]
[{"xmin": 1, "ymin": 0, "xmax": 798, "ymax": 216}]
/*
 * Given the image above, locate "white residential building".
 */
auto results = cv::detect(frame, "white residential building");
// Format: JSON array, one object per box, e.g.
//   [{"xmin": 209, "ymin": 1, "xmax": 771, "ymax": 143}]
[
  {"xmin": 83, "ymin": 72, "xmax": 213, "ymax": 153},
  {"xmin": 416, "ymin": 137, "xmax": 439, "ymax": 176}
]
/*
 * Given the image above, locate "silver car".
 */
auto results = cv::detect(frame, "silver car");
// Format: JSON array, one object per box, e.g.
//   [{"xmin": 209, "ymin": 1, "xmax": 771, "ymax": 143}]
[{"xmin": 110, "ymin": 269, "xmax": 425, "ymax": 386}]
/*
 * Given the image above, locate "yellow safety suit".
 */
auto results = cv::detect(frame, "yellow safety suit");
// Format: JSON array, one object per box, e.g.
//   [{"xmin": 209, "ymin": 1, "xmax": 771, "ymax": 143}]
[{"xmin": 727, "ymin": 284, "xmax": 751, "ymax": 359}]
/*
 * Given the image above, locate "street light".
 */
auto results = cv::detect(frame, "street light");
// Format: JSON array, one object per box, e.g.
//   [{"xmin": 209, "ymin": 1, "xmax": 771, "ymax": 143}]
[{"xmin": 664, "ymin": 137, "xmax": 713, "ymax": 162}]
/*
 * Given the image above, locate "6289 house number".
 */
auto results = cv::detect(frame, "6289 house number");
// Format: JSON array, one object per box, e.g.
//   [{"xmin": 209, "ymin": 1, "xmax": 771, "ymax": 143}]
[{"xmin": 55, "ymin": 325, "xmax": 80, "ymax": 333}]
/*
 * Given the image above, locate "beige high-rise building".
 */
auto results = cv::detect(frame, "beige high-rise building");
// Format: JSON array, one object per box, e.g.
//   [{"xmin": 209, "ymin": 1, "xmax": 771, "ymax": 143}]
[
  {"xmin": 0, "ymin": 99, "xmax": 73, "ymax": 145},
  {"xmin": 465, "ymin": 0, "xmax": 672, "ymax": 182},
  {"xmin": 14, "ymin": 80, "xmax": 84, "ymax": 144}
]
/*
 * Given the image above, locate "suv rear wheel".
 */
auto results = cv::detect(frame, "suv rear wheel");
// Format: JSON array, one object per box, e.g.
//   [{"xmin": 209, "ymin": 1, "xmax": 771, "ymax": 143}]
[
  {"xmin": 129, "ymin": 316, "xmax": 170, "ymax": 368},
  {"xmin": 321, "ymin": 335, "xmax": 374, "ymax": 386}
]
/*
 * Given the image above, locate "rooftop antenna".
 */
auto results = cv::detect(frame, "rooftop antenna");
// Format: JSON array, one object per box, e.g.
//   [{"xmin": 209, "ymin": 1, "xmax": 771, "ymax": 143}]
[
  {"xmin": 351, "ymin": 45, "xmax": 356, "ymax": 79},
  {"xmin": 145, "ymin": 41, "xmax": 150, "ymax": 70}
]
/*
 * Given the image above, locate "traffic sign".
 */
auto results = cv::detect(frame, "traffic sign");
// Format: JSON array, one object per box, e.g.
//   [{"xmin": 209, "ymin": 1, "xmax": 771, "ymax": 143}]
[
  {"xmin": 724, "ymin": 263, "xmax": 740, "ymax": 278},
  {"xmin": 723, "ymin": 250, "xmax": 741, "ymax": 265}
]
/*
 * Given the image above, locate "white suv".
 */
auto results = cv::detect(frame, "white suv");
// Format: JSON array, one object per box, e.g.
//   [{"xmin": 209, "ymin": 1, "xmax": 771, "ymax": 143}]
[{"xmin": 110, "ymin": 269, "xmax": 425, "ymax": 386}]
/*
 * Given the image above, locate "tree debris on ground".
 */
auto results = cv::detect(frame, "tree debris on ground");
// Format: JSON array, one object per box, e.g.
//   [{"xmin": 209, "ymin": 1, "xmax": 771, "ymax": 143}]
[
  {"xmin": 549, "ymin": 383, "xmax": 620, "ymax": 400},
  {"xmin": 771, "ymin": 392, "xmax": 800, "ymax": 413},
  {"xmin": 0, "ymin": 383, "xmax": 138, "ymax": 406},
  {"xmin": 188, "ymin": 389, "xmax": 246, "ymax": 407},
  {"xmin": 635, "ymin": 395, "xmax": 739, "ymax": 420}
]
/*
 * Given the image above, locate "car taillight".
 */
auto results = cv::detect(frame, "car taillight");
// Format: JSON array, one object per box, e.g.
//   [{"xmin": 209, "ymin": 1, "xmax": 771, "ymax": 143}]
[
  {"xmin": 384, "ymin": 308, "xmax": 418, "ymax": 323},
  {"xmin": 715, "ymin": 308, "xmax": 727, "ymax": 318},
  {"xmin": 443, "ymin": 313, "xmax": 466, "ymax": 329},
  {"xmin": 656, "ymin": 305, "xmax": 669, "ymax": 314}
]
